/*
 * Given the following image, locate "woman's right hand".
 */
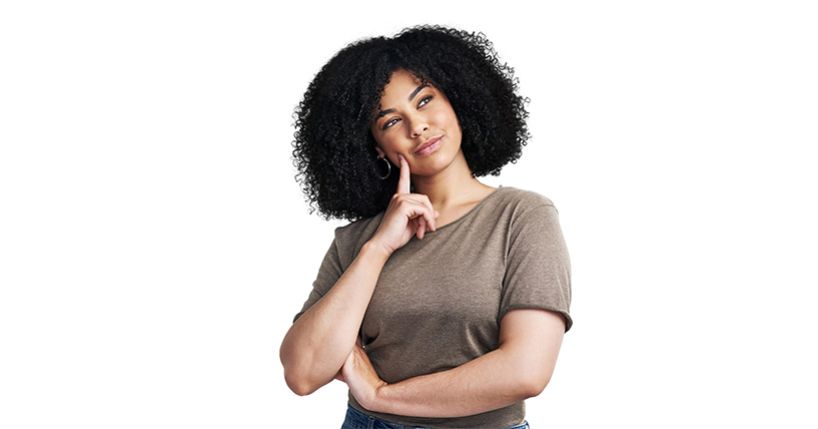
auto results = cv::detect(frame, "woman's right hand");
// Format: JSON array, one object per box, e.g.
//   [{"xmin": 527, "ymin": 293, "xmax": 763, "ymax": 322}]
[{"xmin": 369, "ymin": 154, "xmax": 439, "ymax": 256}]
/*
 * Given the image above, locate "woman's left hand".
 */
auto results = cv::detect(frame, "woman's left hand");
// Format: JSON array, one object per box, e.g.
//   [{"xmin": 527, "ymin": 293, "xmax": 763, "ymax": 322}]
[{"xmin": 335, "ymin": 337, "xmax": 388, "ymax": 410}]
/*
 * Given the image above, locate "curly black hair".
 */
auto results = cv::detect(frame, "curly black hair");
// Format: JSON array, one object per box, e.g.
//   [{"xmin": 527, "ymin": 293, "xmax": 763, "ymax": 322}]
[{"xmin": 291, "ymin": 24, "xmax": 532, "ymax": 223}]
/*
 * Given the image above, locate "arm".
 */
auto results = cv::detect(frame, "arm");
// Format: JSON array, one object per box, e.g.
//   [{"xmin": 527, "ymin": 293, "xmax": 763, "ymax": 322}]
[
  {"xmin": 279, "ymin": 240, "xmax": 391, "ymax": 396},
  {"xmin": 367, "ymin": 308, "xmax": 566, "ymax": 417}
]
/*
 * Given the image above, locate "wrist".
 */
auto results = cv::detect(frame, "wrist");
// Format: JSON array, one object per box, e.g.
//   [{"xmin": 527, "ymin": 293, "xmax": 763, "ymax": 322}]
[
  {"xmin": 363, "ymin": 239, "xmax": 393, "ymax": 260},
  {"xmin": 368, "ymin": 381, "xmax": 390, "ymax": 413}
]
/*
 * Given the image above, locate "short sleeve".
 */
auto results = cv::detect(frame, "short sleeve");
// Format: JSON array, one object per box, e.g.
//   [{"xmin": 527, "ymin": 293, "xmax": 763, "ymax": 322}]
[
  {"xmin": 499, "ymin": 204, "xmax": 573, "ymax": 332},
  {"xmin": 292, "ymin": 229, "xmax": 344, "ymax": 324}
]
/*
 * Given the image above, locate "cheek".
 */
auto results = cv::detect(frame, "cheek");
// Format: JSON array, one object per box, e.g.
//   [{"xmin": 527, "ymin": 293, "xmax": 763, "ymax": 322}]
[
  {"xmin": 435, "ymin": 103, "xmax": 458, "ymax": 123},
  {"xmin": 428, "ymin": 107, "xmax": 452, "ymax": 125},
  {"xmin": 376, "ymin": 137, "xmax": 402, "ymax": 154}
]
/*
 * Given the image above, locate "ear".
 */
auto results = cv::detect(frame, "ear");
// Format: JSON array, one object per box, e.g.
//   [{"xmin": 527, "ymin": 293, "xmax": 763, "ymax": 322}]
[{"xmin": 374, "ymin": 146, "xmax": 386, "ymax": 158}]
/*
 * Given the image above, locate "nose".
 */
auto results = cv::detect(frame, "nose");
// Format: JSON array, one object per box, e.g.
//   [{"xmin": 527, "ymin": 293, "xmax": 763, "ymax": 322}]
[{"xmin": 408, "ymin": 113, "xmax": 429, "ymax": 138}]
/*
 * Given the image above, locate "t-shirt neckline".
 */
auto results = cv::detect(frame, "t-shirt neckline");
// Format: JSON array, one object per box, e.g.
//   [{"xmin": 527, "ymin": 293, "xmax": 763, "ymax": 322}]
[{"xmin": 427, "ymin": 185, "xmax": 506, "ymax": 234}]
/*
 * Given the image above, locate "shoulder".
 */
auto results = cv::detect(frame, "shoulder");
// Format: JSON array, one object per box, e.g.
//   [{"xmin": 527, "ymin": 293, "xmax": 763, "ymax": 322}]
[
  {"xmin": 494, "ymin": 186, "xmax": 563, "ymax": 240},
  {"xmin": 329, "ymin": 211, "xmax": 387, "ymax": 265},
  {"xmin": 496, "ymin": 185, "xmax": 558, "ymax": 213},
  {"xmin": 334, "ymin": 211, "xmax": 384, "ymax": 241}
]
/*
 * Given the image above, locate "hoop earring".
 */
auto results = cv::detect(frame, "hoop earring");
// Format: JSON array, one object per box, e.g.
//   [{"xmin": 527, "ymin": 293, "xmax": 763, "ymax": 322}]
[{"xmin": 376, "ymin": 156, "xmax": 392, "ymax": 180}]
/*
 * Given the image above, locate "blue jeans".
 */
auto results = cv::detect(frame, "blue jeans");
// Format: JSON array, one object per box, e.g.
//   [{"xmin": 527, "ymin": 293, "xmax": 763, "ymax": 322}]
[{"xmin": 340, "ymin": 404, "xmax": 530, "ymax": 429}]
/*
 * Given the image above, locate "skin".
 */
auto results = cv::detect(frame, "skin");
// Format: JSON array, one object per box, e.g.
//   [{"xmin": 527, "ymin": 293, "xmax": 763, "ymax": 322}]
[{"xmin": 369, "ymin": 68, "xmax": 497, "ymax": 234}]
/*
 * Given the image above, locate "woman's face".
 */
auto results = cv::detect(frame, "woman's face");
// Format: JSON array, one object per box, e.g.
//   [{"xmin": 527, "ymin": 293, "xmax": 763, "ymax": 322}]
[{"xmin": 370, "ymin": 68, "xmax": 463, "ymax": 176}]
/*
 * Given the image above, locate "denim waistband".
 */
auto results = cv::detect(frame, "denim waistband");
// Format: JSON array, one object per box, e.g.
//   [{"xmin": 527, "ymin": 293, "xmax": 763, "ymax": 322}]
[{"xmin": 340, "ymin": 404, "xmax": 530, "ymax": 429}]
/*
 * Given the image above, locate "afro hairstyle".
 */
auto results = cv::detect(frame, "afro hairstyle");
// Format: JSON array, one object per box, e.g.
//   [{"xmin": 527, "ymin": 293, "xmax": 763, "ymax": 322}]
[{"xmin": 290, "ymin": 24, "xmax": 532, "ymax": 223}]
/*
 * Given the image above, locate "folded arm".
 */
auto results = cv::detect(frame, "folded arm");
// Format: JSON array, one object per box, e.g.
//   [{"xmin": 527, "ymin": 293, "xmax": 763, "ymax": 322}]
[{"xmin": 368, "ymin": 308, "xmax": 566, "ymax": 417}]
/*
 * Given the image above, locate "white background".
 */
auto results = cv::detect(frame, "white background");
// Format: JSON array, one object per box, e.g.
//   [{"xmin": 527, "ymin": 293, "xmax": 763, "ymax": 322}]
[{"xmin": 1, "ymin": 1, "xmax": 816, "ymax": 427}]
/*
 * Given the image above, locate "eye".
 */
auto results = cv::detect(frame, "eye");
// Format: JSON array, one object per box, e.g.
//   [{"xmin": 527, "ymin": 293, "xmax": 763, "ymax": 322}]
[{"xmin": 383, "ymin": 95, "xmax": 434, "ymax": 130}]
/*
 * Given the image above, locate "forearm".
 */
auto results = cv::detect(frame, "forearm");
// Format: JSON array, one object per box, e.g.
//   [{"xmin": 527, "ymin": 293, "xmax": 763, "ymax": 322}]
[
  {"xmin": 371, "ymin": 347, "xmax": 535, "ymax": 418},
  {"xmin": 280, "ymin": 241, "xmax": 391, "ymax": 395}
]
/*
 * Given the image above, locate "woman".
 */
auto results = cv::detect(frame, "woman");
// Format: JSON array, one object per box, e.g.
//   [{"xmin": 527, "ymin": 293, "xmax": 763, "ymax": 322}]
[{"xmin": 280, "ymin": 24, "xmax": 573, "ymax": 429}]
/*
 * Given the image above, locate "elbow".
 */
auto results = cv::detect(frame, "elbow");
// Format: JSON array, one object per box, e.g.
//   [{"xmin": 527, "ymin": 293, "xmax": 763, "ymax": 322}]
[
  {"xmin": 285, "ymin": 373, "xmax": 314, "ymax": 397},
  {"xmin": 514, "ymin": 356, "xmax": 556, "ymax": 398},
  {"xmin": 281, "ymin": 363, "xmax": 319, "ymax": 397},
  {"xmin": 280, "ymin": 341, "xmax": 314, "ymax": 396},
  {"xmin": 521, "ymin": 372, "xmax": 551, "ymax": 398},
  {"xmin": 283, "ymin": 367, "xmax": 320, "ymax": 396},
  {"xmin": 281, "ymin": 349, "xmax": 324, "ymax": 396},
  {"xmin": 525, "ymin": 379, "xmax": 549, "ymax": 398}
]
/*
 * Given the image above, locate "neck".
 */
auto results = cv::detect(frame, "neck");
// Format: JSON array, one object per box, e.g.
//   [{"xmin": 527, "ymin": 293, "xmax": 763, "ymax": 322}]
[{"xmin": 411, "ymin": 151, "xmax": 493, "ymax": 211}]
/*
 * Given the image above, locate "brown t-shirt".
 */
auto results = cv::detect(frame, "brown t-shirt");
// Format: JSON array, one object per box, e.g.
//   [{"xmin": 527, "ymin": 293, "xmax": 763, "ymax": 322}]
[{"xmin": 292, "ymin": 185, "xmax": 573, "ymax": 428}]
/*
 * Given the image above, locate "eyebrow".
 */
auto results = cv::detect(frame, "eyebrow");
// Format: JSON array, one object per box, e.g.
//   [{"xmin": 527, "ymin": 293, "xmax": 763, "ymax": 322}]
[{"xmin": 375, "ymin": 83, "xmax": 430, "ymax": 119}]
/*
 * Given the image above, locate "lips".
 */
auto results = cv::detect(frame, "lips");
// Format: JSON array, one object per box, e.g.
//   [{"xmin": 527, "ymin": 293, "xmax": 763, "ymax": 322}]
[{"xmin": 415, "ymin": 136, "xmax": 443, "ymax": 154}]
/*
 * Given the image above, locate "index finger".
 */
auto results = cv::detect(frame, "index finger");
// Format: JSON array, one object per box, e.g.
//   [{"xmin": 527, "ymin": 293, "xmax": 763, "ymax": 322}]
[{"xmin": 397, "ymin": 154, "xmax": 411, "ymax": 195}]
